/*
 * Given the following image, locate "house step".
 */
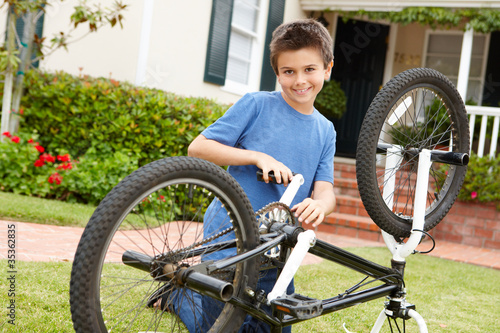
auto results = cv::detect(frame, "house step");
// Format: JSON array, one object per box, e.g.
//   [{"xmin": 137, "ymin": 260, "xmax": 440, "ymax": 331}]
[
  {"xmin": 303, "ymin": 212, "xmax": 383, "ymax": 243},
  {"xmin": 334, "ymin": 161, "xmax": 357, "ymax": 180},
  {"xmin": 334, "ymin": 178, "xmax": 360, "ymax": 197},
  {"xmin": 323, "ymin": 160, "xmax": 436, "ymax": 244},
  {"xmin": 310, "ymin": 159, "xmax": 383, "ymax": 242},
  {"xmin": 334, "ymin": 194, "xmax": 369, "ymax": 218}
]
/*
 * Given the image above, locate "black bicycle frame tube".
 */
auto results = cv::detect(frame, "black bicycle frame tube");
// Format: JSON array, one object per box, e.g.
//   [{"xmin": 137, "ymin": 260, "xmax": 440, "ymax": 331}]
[
  {"xmin": 309, "ymin": 239, "xmax": 401, "ymax": 285},
  {"xmin": 123, "ymin": 223, "xmax": 403, "ymax": 329},
  {"xmin": 206, "ymin": 233, "xmax": 287, "ymax": 273},
  {"xmin": 210, "ymin": 226, "xmax": 401, "ymax": 328}
]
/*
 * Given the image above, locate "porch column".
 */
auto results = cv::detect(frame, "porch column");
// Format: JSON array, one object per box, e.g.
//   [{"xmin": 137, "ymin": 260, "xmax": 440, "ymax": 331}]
[
  {"xmin": 457, "ymin": 26, "xmax": 473, "ymax": 100},
  {"xmin": 456, "ymin": 26, "xmax": 474, "ymax": 153},
  {"xmin": 135, "ymin": 0, "xmax": 155, "ymax": 86}
]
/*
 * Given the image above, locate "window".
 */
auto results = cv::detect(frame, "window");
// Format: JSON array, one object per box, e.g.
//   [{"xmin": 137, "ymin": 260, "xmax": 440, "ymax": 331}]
[
  {"xmin": 204, "ymin": 0, "xmax": 285, "ymax": 94},
  {"xmin": 424, "ymin": 31, "xmax": 489, "ymax": 104},
  {"xmin": 224, "ymin": 0, "xmax": 263, "ymax": 94},
  {"xmin": 226, "ymin": 1, "xmax": 259, "ymax": 85}
]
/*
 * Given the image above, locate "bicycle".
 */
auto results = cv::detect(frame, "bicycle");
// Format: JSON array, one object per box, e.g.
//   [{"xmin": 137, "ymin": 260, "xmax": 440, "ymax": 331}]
[{"xmin": 69, "ymin": 68, "xmax": 469, "ymax": 332}]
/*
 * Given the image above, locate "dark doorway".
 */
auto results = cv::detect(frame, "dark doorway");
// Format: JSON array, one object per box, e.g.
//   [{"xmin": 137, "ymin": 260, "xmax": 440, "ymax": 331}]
[
  {"xmin": 330, "ymin": 18, "xmax": 389, "ymax": 158},
  {"xmin": 482, "ymin": 31, "xmax": 500, "ymax": 107}
]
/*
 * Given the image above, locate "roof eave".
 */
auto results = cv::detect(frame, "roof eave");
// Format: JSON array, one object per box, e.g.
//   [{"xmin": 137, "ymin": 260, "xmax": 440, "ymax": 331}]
[{"xmin": 300, "ymin": 0, "xmax": 500, "ymax": 11}]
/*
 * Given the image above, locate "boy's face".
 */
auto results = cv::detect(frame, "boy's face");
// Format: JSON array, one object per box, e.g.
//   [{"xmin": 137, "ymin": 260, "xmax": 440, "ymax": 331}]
[{"xmin": 276, "ymin": 47, "xmax": 332, "ymax": 115}]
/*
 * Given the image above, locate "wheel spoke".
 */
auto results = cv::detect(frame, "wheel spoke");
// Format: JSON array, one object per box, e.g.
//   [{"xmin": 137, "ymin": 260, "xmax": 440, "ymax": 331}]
[{"xmin": 357, "ymin": 68, "xmax": 469, "ymax": 237}]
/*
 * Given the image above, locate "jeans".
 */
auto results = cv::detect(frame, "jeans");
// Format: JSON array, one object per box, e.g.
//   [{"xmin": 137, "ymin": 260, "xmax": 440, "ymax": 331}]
[{"xmin": 173, "ymin": 268, "xmax": 294, "ymax": 333}]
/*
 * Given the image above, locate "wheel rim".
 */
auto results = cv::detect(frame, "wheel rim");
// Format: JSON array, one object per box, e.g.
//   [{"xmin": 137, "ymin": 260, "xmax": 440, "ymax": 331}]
[
  {"xmin": 375, "ymin": 84, "xmax": 462, "ymax": 230},
  {"xmin": 94, "ymin": 178, "xmax": 249, "ymax": 332}
]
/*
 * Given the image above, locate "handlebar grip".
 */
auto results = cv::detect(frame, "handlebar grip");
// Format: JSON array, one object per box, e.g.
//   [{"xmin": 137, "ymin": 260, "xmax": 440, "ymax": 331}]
[{"xmin": 256, "ymin": 170, "xmax": 296, "ymax": 184}]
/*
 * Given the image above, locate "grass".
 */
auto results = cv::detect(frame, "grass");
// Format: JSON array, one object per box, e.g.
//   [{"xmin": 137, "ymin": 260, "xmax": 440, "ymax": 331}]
[
  {"xmin": 292, "ymin": 248, "xmax": 500, "ymax": 333},
  {"xmin": 0, "ymin": 191, "xmax": 95, "ymax": 228},
  {"xmin": 0, "ymin": 192, "xmax": 499, "ymax": 332},
  {"xmin": 0, "ymin": 250, "xmax": 498, "ymax": 332}
]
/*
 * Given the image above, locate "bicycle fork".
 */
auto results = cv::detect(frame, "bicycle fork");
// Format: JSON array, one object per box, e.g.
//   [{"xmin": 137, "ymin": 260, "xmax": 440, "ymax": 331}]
[{"xmin": 368, "ymin": 148, "xmax": 433, "ymax": 333}]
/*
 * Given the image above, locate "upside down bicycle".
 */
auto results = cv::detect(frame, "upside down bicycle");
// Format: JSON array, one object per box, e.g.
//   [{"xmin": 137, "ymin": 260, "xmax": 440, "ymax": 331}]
[{"xmin": 69, "ymin": 68, "xmax": 469, "ymax": 332}]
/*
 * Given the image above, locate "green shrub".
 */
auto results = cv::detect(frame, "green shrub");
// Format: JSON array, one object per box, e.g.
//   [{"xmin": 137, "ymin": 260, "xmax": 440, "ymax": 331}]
[
  {"xmin": 0, "ymin": 132, "xmax": 138, "ymax": 205},
  {"xmin": 458, "ymin": 153, "xmax": 500, "ymax": 206},
  {"xmin": 17, "ymin": 70, "xmax": 228, "ymax": 164},
  {"xmin": 0, "ymin": 132, "xmax": 72, "ymax": 198},
  {"xmin": 314, "ymin": 79, "xmax": 347, "ymax": 119},
  {"xmin": 0, "ymin": 70, "xmax": 227, "ymax": 204},
  {"xmin": 61, "ymin": 148, "xmax": 139, "ymax": 205}
]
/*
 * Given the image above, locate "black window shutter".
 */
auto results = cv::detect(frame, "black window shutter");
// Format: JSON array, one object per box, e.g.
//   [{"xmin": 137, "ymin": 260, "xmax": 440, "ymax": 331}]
[
  {"xmin": 204, "ymin": 0, "xmax": 234, "ymax": 85},
  {"xmin": 259, "ymin": 0, "xmax": 285, "ymax": 91}
]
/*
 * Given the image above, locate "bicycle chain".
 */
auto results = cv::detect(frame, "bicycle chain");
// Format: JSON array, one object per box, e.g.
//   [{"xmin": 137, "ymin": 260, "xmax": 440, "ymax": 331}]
[
  {"xmin": 256, "ymin": 201, "xmax": 296, "ymax": 230},
  {"xmin": 157, "ymin": 225, "xmax": 235, "ymax": 262},
  {"xmin": 157, "ymin": 202, "xmax": 294, "ymax": 263}
]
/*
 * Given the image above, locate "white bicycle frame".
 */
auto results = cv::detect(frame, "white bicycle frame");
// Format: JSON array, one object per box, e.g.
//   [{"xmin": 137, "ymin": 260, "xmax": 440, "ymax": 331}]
[
  {"xmin": 267, "ymin": 149, "xmax": 432, "ymax": 332},
  {"xmin": 370, "ymin": 147, "xmax": 431, "ymax": 333}
]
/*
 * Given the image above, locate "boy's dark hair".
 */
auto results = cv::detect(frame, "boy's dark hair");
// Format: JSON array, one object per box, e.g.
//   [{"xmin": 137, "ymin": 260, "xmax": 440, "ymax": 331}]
[{"xmin": 270, "ymin": 18, "xmax": 333, "ymax": 75}]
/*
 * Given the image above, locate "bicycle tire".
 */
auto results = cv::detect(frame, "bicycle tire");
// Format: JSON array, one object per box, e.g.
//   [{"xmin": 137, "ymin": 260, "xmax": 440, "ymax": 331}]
[
  {"xmin": 70, "ymin": 156, "xmax": 260, "ymax": 332},
  {"xmin": 356, "ymin": 68, "xmax": 469, "ymax": 238}
]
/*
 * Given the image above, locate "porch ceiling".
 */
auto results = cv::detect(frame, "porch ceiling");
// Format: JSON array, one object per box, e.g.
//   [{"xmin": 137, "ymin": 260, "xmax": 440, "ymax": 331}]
[{"xmin": 300, "ymin": 0, "xmax": 500, "ymax": 11}]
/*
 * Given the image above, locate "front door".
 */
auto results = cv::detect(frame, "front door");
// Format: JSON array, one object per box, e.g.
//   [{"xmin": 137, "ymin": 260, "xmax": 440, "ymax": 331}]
[{"xmin": 331, "ymin": 18, "xmax": 389, "ymax": 158}]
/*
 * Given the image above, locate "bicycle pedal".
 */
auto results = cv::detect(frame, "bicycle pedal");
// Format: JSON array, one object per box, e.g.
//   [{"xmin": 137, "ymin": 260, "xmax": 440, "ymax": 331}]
[{"xmin": 271, "ymin": 293, "xmax": 323, "ymax": 320}]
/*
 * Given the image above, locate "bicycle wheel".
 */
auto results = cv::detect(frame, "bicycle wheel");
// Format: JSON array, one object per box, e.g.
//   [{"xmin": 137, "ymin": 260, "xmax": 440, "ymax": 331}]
[
  {"xmin": 356, "ymin": 68, "xmax": 469, "ymax": 238},
  {"xmin": 70, "ymin": 156, "xmax": 260, "ymax": 332}
]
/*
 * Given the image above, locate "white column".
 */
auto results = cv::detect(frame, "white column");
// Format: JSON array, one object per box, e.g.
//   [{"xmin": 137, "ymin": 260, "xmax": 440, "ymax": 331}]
[
  {"xmin": 382, "ymin": 23, "xmax": 398, "ymax": 85},
  {"xmin": 135, "ymin": 0, "xmax": 155, "ymax": 86},
  {"xmin": 456, "ymin": 26, "xmax": 474, "ymax": 101}
]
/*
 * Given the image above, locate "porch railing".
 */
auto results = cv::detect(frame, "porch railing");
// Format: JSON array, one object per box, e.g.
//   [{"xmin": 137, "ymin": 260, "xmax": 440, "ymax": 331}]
[{"xmin": 467, "ymin": 105, "xmax": 500, "ymax": 158}]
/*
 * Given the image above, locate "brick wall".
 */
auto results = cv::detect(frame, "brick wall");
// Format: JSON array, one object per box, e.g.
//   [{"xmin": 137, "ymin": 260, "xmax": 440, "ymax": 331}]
[{"xmin": 432, "ymin": 201, "xmax": 500, "ymax": 250}]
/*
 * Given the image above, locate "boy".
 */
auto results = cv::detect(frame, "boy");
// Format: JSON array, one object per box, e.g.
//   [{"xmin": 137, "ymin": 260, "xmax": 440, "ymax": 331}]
[
  {"xmin": 189, "ymin": 18, "xmax": 336, "ymax": 228},
  {"xmin": 188, "ymin": 18, "xmax": 337, "ymax": 332},
  {"xmin": 152, "ymin": 18, "xmax": 337, "ymax": 332}
]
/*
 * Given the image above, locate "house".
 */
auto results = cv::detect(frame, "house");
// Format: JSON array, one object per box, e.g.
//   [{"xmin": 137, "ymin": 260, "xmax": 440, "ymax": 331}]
[{"xmin": 1, "ymin": 0, "xmax": 499, "ymax": 157}]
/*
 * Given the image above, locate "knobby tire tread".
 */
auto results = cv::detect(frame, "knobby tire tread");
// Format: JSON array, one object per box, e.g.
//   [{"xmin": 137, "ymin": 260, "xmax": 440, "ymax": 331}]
[
  {"xmin": 356, "ymin": 68, "xmax": 469, "ymax": 237},
  {"xmin": 70, "ymin": 156, "xmax": 260, "ymax": 333}
]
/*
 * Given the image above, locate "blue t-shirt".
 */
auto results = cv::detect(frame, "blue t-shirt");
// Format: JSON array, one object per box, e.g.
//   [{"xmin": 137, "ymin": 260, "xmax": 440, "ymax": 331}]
[{"xmin": 202, "ymin": 91, "xmax": 336, "ymax": 212}]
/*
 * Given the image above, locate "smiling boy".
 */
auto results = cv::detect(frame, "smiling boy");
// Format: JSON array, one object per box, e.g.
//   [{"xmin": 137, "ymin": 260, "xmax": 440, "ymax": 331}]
[
  {"xmin": 151, "ymin": 19, "xmax": 337, "ymax": 332},
  {"xmin": 189, "ymin": 19, "xmax": 336, "ymax": 229},
  {"xmin": 187, "ymin": 19, "xmax": 337, "ymax": 332}
]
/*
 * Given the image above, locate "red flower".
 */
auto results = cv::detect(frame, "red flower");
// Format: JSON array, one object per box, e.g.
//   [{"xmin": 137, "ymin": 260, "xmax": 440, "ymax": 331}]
[
  {"xmin": 56, "ymin": 162, "xmax": 73, "ymax": 170},
  {"xmin": 34, "ymin": 159, "xmax": 45, "ymax": 167},
  {"xmin": 28, "ymin": 138, "xmax": 34, "ymax": 144},
  {"xmin": 35, "ymin": 145, "xmax": 45, "ymax": 153},
  {"xmin": 57, "ymin": 154, "xmax": 71, "ymax": 162},
  {"xmin": 48, "ymin": 172, "xmax": 63, "ymax": 185},
  {"xmin": 2, "ymin": 131, "xmax": 11, "ymax": 138},
  {"xmin": 11, "ymin": 136, "xmax": 20, "ymax": 143},
  {"xmin": 40, "ymin": 153, "xmax": 55, "ymax": 163},
  {"xmin": 471, "ymin": 191, "xmax": 478, "ymax": 199}
]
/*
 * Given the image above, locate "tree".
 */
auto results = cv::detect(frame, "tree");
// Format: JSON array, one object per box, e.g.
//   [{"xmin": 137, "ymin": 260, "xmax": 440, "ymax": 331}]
[{"xmin": 0, "ymin": 0, "xmax": 127, "ymax": 141}]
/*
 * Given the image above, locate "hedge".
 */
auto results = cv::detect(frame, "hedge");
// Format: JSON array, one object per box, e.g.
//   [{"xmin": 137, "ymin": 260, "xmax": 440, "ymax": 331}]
[
  {"xmin": 0, "ymin": 70, "xmax": 228, "ymax": 204},
  {"xmin": 18, "ymin": 70, "xmax": 228, "ymax": 163}
]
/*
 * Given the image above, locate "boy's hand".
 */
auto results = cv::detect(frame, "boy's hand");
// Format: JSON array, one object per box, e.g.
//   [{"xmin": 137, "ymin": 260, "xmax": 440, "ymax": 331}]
[
  {"xmin": 254, "ymin": 153, "xmax": 293, "ymax": 186},
  {"xmin": 291, "ymin": 198, "xmax": 326, "ymax": 227},
  {"xmin": 291, "ymin": 181, "xmax": 336, "ymax": 227}
]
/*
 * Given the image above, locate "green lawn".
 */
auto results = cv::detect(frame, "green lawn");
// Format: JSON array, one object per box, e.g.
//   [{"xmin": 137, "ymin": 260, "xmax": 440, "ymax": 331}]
[
  {"xmin": 0, "ymin": 191, "xmax": 95, "ymax": 227},
  {"xmin": 0, "ymin": 249, "xmax": 498, "ymax": 332},
  {"xmin": 0, "ymin": 192, "xmax": 499, "ymax": 332}
]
